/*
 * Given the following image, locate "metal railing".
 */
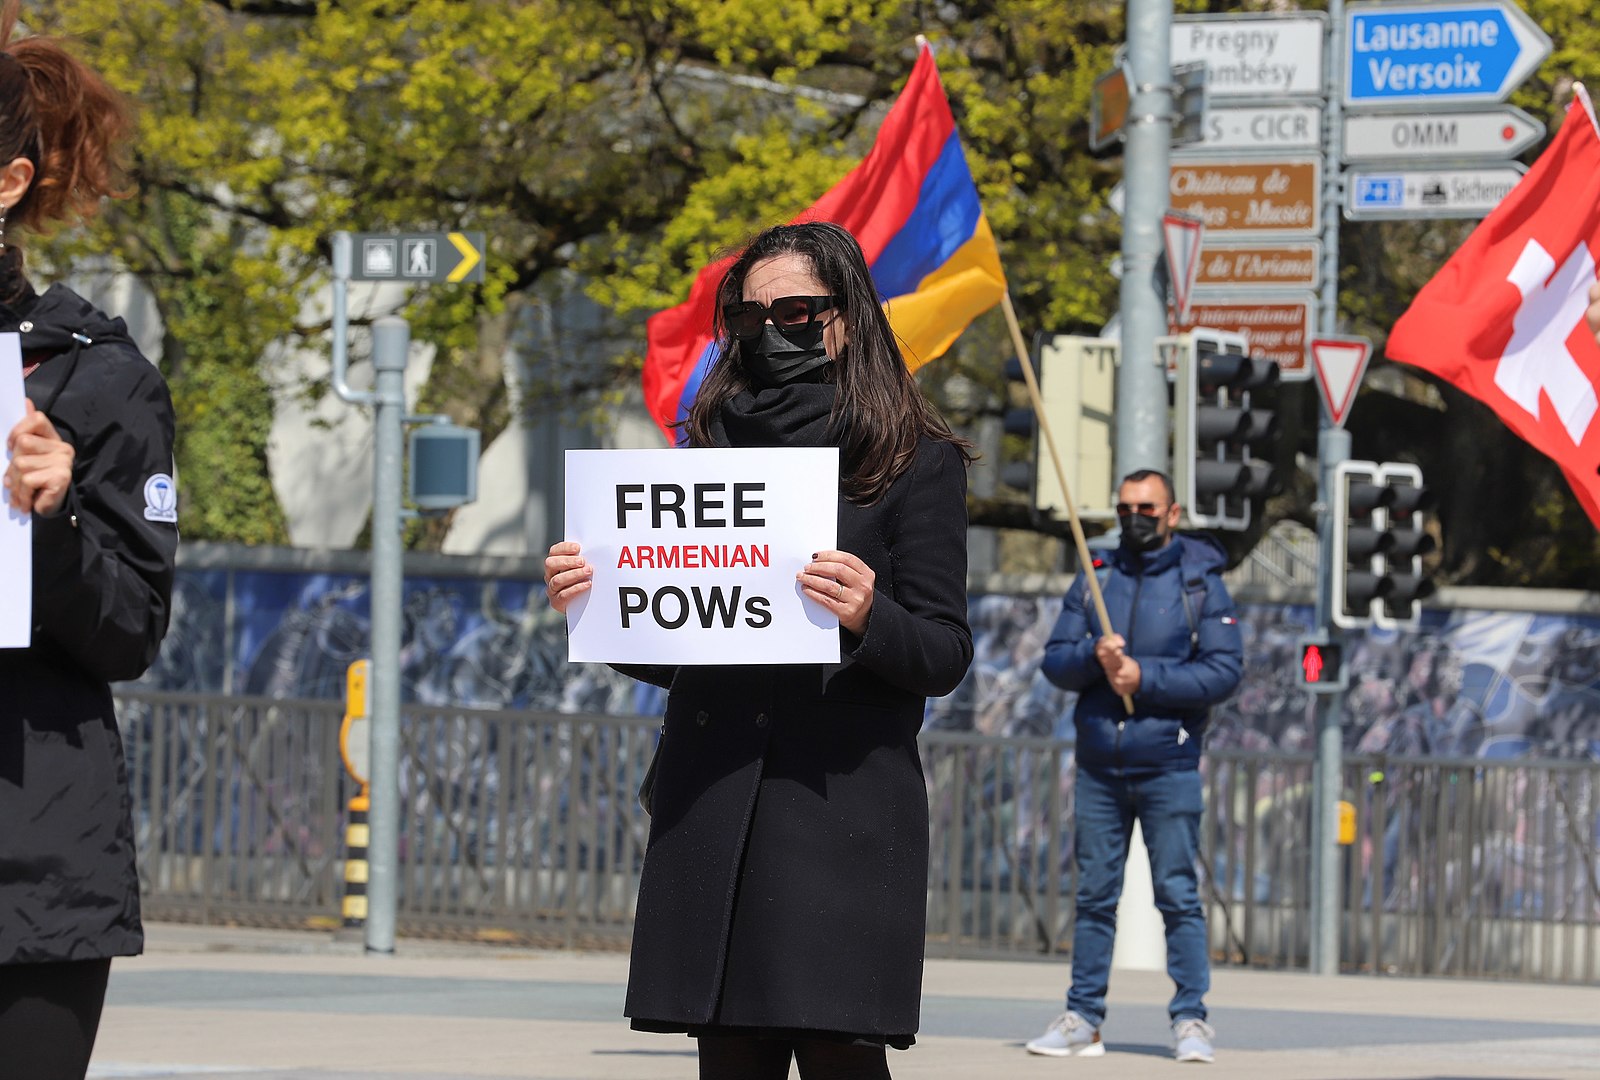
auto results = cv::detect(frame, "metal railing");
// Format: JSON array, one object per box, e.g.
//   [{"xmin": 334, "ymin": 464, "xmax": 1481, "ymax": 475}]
[
  {"xmin": 1223, "ymin": 520, "xmax": 1319, "ymax": 591},
  {"xmin": 117, "ymin": 692, "xmax": 1600, "ymax": 981}
]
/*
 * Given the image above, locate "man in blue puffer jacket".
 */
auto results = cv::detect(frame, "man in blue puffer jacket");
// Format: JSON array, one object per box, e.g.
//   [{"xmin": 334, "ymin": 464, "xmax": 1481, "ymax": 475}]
[{"xmin": 1025, "ymin": 469, "xmax": 1242, "ymax": 1065}]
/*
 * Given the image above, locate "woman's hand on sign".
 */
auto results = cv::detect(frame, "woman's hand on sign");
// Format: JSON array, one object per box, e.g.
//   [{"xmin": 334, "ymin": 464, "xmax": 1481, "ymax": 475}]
[
  {"xmin": 5, "ymin": 400, "xmax": 74, "ymax": 516},
  {"xmin": 545, "ymin": 540, "xmax": 592, "ymax": 614},
  {"xmin": 799, "ymin": 549, "xmax": 875, "ymax": 636}
]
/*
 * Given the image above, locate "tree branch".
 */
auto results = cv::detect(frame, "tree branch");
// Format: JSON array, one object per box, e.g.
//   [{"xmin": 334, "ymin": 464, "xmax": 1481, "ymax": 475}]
[{"xmin": 205, "ymin": 0, "xmax": 318, "ymax": 15}]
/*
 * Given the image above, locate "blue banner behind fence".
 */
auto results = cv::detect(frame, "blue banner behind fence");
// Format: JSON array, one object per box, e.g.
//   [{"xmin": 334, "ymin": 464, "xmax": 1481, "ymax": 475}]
[{"xmin": 125, "ymin": 566, "xmax": 1600, "ymax": 761}]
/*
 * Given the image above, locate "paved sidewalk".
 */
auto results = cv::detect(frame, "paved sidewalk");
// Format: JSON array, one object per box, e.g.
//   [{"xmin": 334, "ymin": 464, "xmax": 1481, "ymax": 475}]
[{"xmin": 90, "ymin": 924, "xmax": 1600, "ymax": 1079}]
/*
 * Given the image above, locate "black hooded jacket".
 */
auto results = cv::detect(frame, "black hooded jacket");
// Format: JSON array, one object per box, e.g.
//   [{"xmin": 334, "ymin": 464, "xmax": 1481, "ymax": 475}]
[{"xmin": 0, "ymin": 280, "xmax": 177, "ymax": 965}]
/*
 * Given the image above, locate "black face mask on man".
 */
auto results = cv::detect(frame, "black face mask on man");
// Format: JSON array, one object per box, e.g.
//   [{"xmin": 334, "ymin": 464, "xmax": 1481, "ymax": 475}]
[
  {"xmin": 1119, "ymin": 511, "xmax": 1167, "ymax": 554},
  {"xmin": 741, "ymin": 323, "xmax": 832, "ymax": 388}
]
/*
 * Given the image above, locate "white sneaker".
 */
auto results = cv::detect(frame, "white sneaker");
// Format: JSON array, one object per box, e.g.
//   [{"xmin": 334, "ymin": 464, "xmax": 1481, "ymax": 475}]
[
  {"xmin": 1172, "ymin": 1018, "xmax": 1215, "ymax": 1063},
  {"xmin": 1025, "ymin": 1011, "xmax": 1105, "ymax": 1057}
]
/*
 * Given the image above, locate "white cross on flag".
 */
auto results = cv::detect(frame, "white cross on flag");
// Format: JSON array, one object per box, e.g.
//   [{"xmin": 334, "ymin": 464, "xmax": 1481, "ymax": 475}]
[{"xmin": 1387, "ymin": 84, "xmax": 1600, "ymax": 529}]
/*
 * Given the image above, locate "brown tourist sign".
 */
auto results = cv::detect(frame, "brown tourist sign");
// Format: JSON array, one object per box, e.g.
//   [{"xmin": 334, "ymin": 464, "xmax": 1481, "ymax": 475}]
[
  {"xmin": 1168, "ymin": 156, "xmax": 1322, "ymax": 237},
  {"xmin": 1195, "ymin": 241, "xmax": 1323, "ymax": 289},
  {"xmin": 1170, "ymin": 292, "xmax": 1318, "ymax": 379}
]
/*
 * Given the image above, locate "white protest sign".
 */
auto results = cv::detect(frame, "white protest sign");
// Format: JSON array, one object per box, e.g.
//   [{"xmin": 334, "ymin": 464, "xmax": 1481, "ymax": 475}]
[
  {"xmin": 564, "ymin": 447, "xmax": 839, "ymax": 665},
  {"xmin": 1, "ymin": 332, "xmax": 31, "ymax": 648}
]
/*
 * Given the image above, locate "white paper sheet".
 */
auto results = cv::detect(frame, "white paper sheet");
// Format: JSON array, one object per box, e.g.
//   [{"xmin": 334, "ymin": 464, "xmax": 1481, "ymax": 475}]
[
  {"xmin": 1, "ymin": 332, "xmax": 31, "ymax": 648},
  {"xmin": 564, "ymin": 446, "xmax": 840, "ymax": 665}
]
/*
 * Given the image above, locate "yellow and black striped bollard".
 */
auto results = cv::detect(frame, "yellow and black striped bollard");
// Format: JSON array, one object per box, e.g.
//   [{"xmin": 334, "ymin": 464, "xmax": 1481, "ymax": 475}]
[{"xmin": 343, "ymin": 792, "xmax": 370, "ymax": 928}]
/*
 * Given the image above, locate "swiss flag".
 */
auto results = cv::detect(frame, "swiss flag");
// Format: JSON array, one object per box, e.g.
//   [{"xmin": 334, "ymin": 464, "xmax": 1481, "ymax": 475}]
[{"xmin": 1386, "ymin": 85, "xmax": 1600, "ymax": 528}]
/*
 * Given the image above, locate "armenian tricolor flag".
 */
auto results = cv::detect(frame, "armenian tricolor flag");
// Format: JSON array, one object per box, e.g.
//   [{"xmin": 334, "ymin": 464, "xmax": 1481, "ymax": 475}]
[{"xmin": 642, "ymin": 42, "xmax": 1007, "ymax": 443}]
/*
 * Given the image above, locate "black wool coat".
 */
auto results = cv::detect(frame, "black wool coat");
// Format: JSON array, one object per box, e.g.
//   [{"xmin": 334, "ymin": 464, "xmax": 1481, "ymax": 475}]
[
  {"xmin": 0, "ymin": 283, "xmax": 178, "ymax": 966},
  {"xmin": 621, "ymin": 387, "xmax": 973, "ymax": 1042}
]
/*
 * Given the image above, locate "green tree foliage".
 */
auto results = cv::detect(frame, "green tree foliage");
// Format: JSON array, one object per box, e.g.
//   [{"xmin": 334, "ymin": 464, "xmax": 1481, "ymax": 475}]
[{"xmin": 21, "ymin": 0, "xmax": 1600, "ymax": 583}]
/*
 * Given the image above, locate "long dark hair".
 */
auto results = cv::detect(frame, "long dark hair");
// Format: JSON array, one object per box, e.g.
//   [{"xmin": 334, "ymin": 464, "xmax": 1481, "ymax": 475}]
[
  {"xmin": 682, "ymin": 221, "xmax": 971, "ymax": 504},
  {"xmin": 0, "ymin": 0, "xmax": 132, "ymax": 297}
]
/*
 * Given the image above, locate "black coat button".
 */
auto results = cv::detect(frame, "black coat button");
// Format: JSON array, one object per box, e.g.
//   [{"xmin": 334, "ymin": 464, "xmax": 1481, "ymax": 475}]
[
  {"xmin": 696, "ymin": 710, "xmax": 709, "ymax": 726},
  {"xmin": 755, "ymin": 712, "xmax": 769, "ymax": 728}
]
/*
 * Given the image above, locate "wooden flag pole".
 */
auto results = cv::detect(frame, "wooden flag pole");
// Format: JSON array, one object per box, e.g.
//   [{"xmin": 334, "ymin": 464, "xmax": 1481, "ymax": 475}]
[{"xmin": 999, "ymin": 291, "xmax": 1135, "ymax": 715}]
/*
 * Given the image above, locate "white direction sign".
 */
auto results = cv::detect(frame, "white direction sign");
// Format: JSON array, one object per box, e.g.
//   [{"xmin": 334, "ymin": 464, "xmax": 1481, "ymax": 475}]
[
  {"xmin": 1342, "ymin": 106, "xmax": 1544, "ymax": 162},
  {"xmin": 1344, "ymin": 2, "xmax": 1553, "ymax": 107},
  {"xmin": 1173, "ymin": 14, "xmax": 1327, "ymax": 99},
  {"xmin": 1345, "ymin": 164, "xmax": 1526, "ymax": 219},
  {"xmin": 1162, "ymin": 210, "xmax": 1205, "ymax": 323},
  {"xmin": 1310, "ymin": 336, "xmax": 1373, "ymax": 428},
  {"xmin": 1193, "ymin": 104, "xmax": 1324, "ymax": 153}
]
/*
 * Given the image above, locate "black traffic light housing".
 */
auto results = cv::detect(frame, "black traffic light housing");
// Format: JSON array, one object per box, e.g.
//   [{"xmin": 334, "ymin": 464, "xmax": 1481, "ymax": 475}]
[
  {"xmin": 999, "ymin": 354, "xmax": 1037, "ymax": 500},
  {"xmin": 1172, "ymin": 327, "xmax": 1281, "ymax": 530},
  {"xmin": 1373, "ymin": 463, "xmax": 1437, "ymax": 629},
  {"xmin": 1331, "ymin": 459, "xmax": 1436, "ymax": 629},
  {"xmin": 1001, "ymin": 337, "xmax": 1118, "ymax": 521}
]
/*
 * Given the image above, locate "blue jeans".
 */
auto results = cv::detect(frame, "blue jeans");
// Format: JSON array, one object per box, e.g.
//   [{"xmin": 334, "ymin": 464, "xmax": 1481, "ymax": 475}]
[{"xmin": 1068, "ymin": 766, "xmax": 1208, "ymax": 1029}]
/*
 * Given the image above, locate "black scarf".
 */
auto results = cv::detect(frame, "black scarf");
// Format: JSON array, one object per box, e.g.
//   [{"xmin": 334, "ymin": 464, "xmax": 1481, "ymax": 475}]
[{"xmin": 709, "ymin": 382, "xmax": 843, "ymax": 449}]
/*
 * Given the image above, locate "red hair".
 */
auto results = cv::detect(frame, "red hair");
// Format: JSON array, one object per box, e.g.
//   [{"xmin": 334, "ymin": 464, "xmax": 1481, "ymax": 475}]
[{"xmin": 0, "ymin": 0, "xmax": 131, "ymax": 237}]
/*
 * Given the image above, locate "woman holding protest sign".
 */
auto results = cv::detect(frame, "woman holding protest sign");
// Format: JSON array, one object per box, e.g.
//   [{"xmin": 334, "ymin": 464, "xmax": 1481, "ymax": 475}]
[
  {"xmin": 0, "ymin": 4, "xmax": 177, "ymax": 1077},
  {"xmin": 545, "ymin": 220, "xmax": 972, "ymax": 1079}
]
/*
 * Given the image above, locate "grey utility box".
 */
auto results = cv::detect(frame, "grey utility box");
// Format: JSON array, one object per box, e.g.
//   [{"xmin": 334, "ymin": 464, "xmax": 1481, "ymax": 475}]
[{"xmin": 408, "ymin": 424, "xmax": 480, "ymax": 510}]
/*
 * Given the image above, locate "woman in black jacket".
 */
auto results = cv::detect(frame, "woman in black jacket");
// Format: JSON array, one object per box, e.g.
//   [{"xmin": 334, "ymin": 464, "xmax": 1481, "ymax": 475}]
[
  {"xmin": 545, "ymin": 221, "xmax": 973, "ymax": 1080},
  {"xmin": 0, "ymin": 5, "xmax": 177, "ymax": 1078}
]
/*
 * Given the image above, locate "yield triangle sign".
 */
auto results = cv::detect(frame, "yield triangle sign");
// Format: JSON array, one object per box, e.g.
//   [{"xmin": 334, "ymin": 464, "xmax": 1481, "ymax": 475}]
[
  {"xmin": 1310, "ymin": 335, "xmax": 1373, "ymax": 429},
  {"xmin": 1162, "ymin": 210, "xmax": 1204, "ymax": 323}
]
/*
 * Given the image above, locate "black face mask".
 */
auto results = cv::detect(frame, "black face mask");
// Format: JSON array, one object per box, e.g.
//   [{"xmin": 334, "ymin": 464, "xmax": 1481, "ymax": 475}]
[
  {"xmin": 741, "ymin": 323, "xmax": 832, "ymax": 388},
  {"xmin": 1119, "ymin": 512, "xmax": 1167, "ymax": 554}
]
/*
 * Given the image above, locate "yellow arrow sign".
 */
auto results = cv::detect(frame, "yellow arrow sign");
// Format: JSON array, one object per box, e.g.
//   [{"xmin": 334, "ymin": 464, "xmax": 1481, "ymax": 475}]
[{"xmin": 447, "ymin": 232, "xmax": 483, "ymax": 283}]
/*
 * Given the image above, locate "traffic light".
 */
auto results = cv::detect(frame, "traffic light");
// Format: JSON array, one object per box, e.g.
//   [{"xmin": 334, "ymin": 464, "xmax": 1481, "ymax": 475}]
[
  {"xmin": 1331, "ymin": 459, "xmax": 1436, "ymax": 629},
  {"xmin": 998, "ymin": 362, "xmax": 1037, "ymax": 500},
  {"xmin": 1331, "ymin": 460, "xmax": 1388, "ymax": 629},
  {"xmin": 1002, "ymin": 336, "xmax": 1118, "ymax": 521},
  {"xmin": 1171, "ymin": 327, "xmax": 1281, "ymax": 530},
  {"xmin": 1373, "ymin": 462, "xmax": 1436, "ymax": 630}
]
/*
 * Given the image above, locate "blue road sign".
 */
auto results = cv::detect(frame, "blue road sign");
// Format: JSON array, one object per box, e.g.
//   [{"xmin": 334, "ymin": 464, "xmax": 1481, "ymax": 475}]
[
  {"xmin": 1344, "ymin": 1, "xmax": 1552, "ymax": 107},
  {"xmin": 1352, "ymin": 175, "xmax": 1406, "ymax": 209}
]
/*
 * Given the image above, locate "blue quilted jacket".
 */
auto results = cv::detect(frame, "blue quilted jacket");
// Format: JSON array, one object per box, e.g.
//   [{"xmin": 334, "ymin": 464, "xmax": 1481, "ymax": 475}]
[{"xmin": 1041, "ymin": 533, "xmax": 1243, "ymax": 776}]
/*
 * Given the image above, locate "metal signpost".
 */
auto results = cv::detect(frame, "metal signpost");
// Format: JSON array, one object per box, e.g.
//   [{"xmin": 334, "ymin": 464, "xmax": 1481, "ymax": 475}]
[
  {"xmin": 329, "ymin": 229, "xmax": 485, "ymax": 956},
  {"xmin": 1095, "ymin": 0, "xmax": 1551, "ymax": 979},
  {"xmin": 1116, "ymin": 0, "xmax": 1176, "ymax": 481}
]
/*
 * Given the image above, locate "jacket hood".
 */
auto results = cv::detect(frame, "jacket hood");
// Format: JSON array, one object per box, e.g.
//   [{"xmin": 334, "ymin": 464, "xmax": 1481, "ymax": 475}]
[
  {"xmin": 1176, "ymin": 531, "xmax": 1229, "ymax": 573},
  {"xmin": 1112, "ymin": 530, "xmax": 1229, "ymax": 576},
  {"xmin": 12, "ymin": 284, "xmax": 137, "ymax": 355}
]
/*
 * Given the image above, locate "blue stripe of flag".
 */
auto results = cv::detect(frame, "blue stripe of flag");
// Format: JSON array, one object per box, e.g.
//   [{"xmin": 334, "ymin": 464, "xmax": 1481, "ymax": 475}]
[
  {"xmin": 869, "ymin": 132, "xmax": 982, "ymax": 299},
  {"xmin": 674, "ymin": 340, "xmax": 720, "ymax": 442}
]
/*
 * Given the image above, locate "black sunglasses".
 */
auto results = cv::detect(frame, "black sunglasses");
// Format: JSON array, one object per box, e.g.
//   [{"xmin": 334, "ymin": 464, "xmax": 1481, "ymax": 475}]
[
  {"xmin": 723, "ymin": 295, "xmax": 837, "ymax": 341},
  {"xmin": 1116, "ymin": 502, "xmax": 1167, "ymax": 517}
]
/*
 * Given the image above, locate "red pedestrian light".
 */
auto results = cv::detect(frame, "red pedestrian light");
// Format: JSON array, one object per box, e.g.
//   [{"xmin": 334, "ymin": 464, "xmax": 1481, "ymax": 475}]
[
  {"xmin": 1299, "ymin": 641, "xmax": 1343, "ymax": 686},
  {"xmin": 1303, "ymin": 645, "xmax": 1324, "ymax": 682}
]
